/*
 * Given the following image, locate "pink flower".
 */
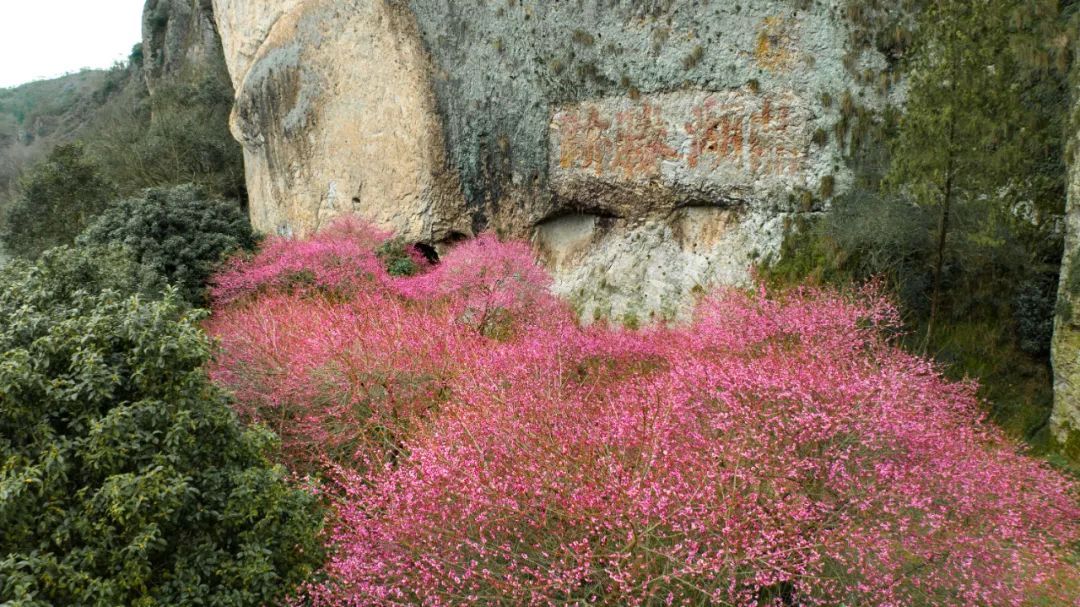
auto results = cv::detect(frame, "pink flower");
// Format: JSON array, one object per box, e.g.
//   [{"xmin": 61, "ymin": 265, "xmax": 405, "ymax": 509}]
[{"xmin": 208, "ymin": 216, "xmax": 1080, "ymax": 607}]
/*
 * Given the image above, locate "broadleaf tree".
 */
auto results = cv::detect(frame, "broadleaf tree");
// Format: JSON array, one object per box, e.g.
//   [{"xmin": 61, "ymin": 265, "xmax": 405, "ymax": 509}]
[
  {"xmin": 1, "ymin": 143, "xmax": 115, "ymax": 260},
  {"xmin": 0, "ymin": 247, "xmax": 324, "ymax": 606}
]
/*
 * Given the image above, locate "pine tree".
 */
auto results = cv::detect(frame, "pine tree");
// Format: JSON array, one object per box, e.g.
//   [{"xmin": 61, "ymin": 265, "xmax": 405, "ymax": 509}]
[{"xmin": 888, "ymin": 0, "xmax": 1071, "ymax": 347}]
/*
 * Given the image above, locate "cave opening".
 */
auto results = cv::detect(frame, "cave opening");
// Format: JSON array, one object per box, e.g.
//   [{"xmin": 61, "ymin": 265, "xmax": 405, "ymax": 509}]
[{"xmin": 415, "ymin": 242, "xmax": 440, "ymax": 264}]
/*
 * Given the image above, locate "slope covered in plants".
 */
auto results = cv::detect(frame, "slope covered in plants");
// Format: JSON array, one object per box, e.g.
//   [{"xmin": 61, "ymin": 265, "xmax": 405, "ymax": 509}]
[
  {"xmin": 0, "ymin": 246, "xmax": 324, "ymax": 606},
  {"xmin": 207, "ymin": 219, "xmax": 1080, "ymax": 606}
]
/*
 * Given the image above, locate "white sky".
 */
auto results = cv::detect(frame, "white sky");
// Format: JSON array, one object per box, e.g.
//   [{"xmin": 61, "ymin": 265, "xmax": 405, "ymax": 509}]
[{"xmin": 0, "ymin": 0, "xmax": 146, "ymax": 89}]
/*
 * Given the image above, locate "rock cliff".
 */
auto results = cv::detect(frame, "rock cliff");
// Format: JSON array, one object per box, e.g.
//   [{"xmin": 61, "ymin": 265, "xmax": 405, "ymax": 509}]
[
  {"xmin": 143, "ymin": 0, "xmax": 224, "ymax": 92},
  {"xmin": 1052, "ymin": 58, "xmax": 1080, "ymax": 449},
  {"xmin": 211, "ymin": 0, "xmax": 900, "ymax": 321}
]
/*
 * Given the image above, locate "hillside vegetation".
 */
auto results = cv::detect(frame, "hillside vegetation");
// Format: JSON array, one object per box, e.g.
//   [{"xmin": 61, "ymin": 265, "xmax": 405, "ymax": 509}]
[
  {"xmin": 0, "ymin": 44, "xmax": 244, "ymax": 258},
  {"xmin": 206, "ymin": 218, "xmax": 1080, "ymax": 605},
  {"xmin": 767, "ymin": 0, "xmax": 1078, "ymax": 455},
  {"xmin": 0, "ymin": 0, "xmax": 1079, "ymax": 604},
  {"xmin": 0, "ymin": 67, "xmax": 130, "ymax": 208},
  {"xmin": 0, "ymin": 247, "xmax": 323, "ymax": 606}
]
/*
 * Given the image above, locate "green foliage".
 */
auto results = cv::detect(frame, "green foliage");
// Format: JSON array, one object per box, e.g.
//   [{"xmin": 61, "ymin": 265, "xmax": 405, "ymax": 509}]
[
  {"xmin": 1, "ymin": 143, "xmax": 115, "ymax": 259},
  {"xmin": 0, "ymin": 245, "xmax": 163, "ymax": 308},
  {"xmin": 927, "ymin": 318, "xmax": 1056, "ymax": 444},
  {"xmin": 766, "ymin": 201, "xmax": 1058, "ymax": 443},
  {"xmin": 0, "ymin": 65, "xmax": 137, "ymax": 231},
  {"xmin": 881, "ymin": 0, "xmax": 1070, "ymax": 348},
  {"xmin": 0, "ymin": 251, "xmax": 324, "ymax": 606},
  {"xmin": 0, "ymin": 69, "xmax": 125, "ymax": 140},
  {"xmin": 129, "ymin": 43, "xmax": 145, "ymax": 68},
  {"xmin": 769, "ymin": 192, "xmax": 933, "ymax": 306},
  {"xmin": 79, "ymin": 184, "xmax": 257, "ymax": 305},
  {"xmin": 767, "ymin": 0, "xmax": 1076, "ymax": 448},
  {"xmin": 889, "ymin": 0, "xmax": 1068, "ymax": 218},
  {"xmin": 1, "ymin": 37, "xmax": 244, "ymax": 261},
  {"xmin": 86, "ymin": 65, "xmax": 245, "ymax": 201},
  {"xmin": 376, "ymin": 238, "xmax": 420, "ymax": 277}
]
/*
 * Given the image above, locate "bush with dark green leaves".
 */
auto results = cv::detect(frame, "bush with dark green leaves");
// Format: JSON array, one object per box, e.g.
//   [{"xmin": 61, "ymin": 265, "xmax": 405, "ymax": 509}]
[
  {"xmin": 0, "ymin": 248, "xmax": 324, "ymax": 606},
  {"xmin": 375, "ymin": 237, "xmax": 421, "ymax": 277},
  {"xmin": 1, "ymin": 143, "xmax": 115, "ymax": 260},
  {"xmin": 0, "ymin": 244, "xmax": 164, "ymax": 308},
  {"xmin": 79, "ymin": 184, "xmax": 258, "ymax": 305}
]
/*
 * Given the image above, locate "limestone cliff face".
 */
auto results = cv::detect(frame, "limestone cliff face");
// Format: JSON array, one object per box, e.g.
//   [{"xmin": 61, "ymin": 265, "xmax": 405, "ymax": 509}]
[
  {"xmin": 210, "ymin": 0, "xmax": 305, "ymax": 90},
  {"xmin": 211, "ymin": 0, "xmax": 895, "ymax": 321},
  {"xmin": 1051, "ymin": 64, "xmax": 1080, "ymax": 447},
  {"xmin": 143, "ymin": 0, "xmax": 224, "ymax": 92},
  {"xmin": 211, "ymin": 0, "xmax": 465, "ymax": 241}
]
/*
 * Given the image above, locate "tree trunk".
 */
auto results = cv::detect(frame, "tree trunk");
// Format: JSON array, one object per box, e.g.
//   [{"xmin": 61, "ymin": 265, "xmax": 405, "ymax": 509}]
[
  {"xmin": 925, "ymin": 180, "xmax": 951, "ymax": 349},
  {"xmin": 925, "ymin": 116, "xmax": 957, "ymax": 352}
]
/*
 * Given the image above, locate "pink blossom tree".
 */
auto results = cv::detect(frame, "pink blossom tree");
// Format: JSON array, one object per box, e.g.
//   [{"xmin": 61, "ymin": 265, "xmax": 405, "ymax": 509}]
[{"xmin": 207, "ymin": 217, "xmax": 1080, "ymax": 606}]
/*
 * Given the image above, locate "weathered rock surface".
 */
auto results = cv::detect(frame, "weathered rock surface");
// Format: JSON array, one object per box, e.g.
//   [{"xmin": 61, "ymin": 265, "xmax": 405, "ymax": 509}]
[
  {"xmin": 1051, "ymin": 64, "xmax": 1080, "ymax": 447},
  {"xmin": 143, "ymin": 0, "xmax": 223, "ymax": 92},
  {"xmin": 210, "ymin": 0, "xmax": 306, "ymax": 90},
  {"xmin": 211, "ymin": 0, "xmax": 893, "ymax": 320},
  {"xmin": 212, "ymin": 0, "xmax": 467, "ymax": 240}
]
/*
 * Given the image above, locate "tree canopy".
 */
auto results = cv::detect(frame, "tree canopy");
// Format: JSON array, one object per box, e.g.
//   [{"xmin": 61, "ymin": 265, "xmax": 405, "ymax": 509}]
[{"xmin": 0, "ymin": 247, "xmax": 323, "ymax": 606}]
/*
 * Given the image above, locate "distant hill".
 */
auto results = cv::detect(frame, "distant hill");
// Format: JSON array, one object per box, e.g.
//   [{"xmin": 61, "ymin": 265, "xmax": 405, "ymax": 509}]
[
  {"xmin": 0, "ymin": 64, "xmax": 138, "ymax": 209},
  {"xmin": 0, "ymin": 0, "xmax": 244, "ymax": 232}
]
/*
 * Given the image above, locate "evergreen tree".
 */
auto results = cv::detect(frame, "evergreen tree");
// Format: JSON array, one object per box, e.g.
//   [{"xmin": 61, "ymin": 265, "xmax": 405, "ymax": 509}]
[
  {"xmin": 1, "ymin": 143, "xmax": 114, "ymax": 259},
  {"xmin": 0, "ymin": 247, "xmax": 324, "ymax": 606},
  {"xmin": 888, "ymin": 0, "xmax": 1071, "ymax": 346},
  {"xmin": 79, "ymin": 184, "xmax": 257, "ymax": 305}
]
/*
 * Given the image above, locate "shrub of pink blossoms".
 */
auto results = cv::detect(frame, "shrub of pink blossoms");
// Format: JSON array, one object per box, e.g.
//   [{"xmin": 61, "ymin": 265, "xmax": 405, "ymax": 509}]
[
  {"xmin": 208, "ymin": 219, "xmax": 569, "ymax": 472},
  {"xmin": 207, "ymin": 218, "xmax": 1080, "ymax": 606},
  {"xmin": 211, "ymin": 216, "xmax": 395, "ymax": 305}
]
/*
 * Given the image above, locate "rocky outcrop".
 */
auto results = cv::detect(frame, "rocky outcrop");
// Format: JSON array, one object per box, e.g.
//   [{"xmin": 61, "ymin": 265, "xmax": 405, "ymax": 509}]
[
  {"xmin": 211, "ymin": 0, "xmax": 465, "ymax": 240},
  {"xmin": 143, "ymin": 0, "xmax": 224, "ymax": 92},
  {"xmin": 1051, "ymin": 60, "xmax": 1080, "ymax": 449},
  {"xmin": 210, "ymin": 0, "xmax": 305, "ymax": 90},
  {"xmin": 212, "ymin": 0, "xmax": 896, "ymax": 321}
]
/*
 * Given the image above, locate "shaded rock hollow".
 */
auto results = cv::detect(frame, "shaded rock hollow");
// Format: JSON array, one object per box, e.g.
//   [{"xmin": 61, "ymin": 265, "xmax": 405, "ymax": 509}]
[{"xmin": 211, "ymin": 0, "xmax": 899, "ymax": 322}]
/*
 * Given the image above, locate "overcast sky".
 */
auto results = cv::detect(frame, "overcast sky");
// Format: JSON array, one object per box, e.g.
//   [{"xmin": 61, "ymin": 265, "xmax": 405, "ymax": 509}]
[{"xmin": 0, "ymin": 0, "xmax": 145, "ymax": 89}]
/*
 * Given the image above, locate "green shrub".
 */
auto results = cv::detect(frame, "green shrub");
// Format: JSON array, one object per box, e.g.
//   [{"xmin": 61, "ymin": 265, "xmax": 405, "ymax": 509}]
[
  {"xmin": 0, "ymin": 245, "xmax": 163, "ymax": 307},
  {"xmin": 765, "ymin": 188, "xmax": 1061, "ymax": 442},
  {"xmin": 1, "ymin": 143, "xmax": 115, "ymax": 259},
  {"xmin": 129, "ymin": 43, "xmax": 144, "ymax": 67},
  {"xmin": 0, "ymin": 250, "xmax": 323, "ymax": 606},
  {"xmin": 767, "ymin": 190, "xmax": 933, "ymax": 310},
  {"xmin": 79, "ymin": 184, "xmax": 257, "ymax": 305},
  {"xmin": 375, "ymin": 238, "xmax": 420, "ymax": 277},
  {"xmin": 86, "ymin": 67, "xmax": 245, "ymax": 201}
]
